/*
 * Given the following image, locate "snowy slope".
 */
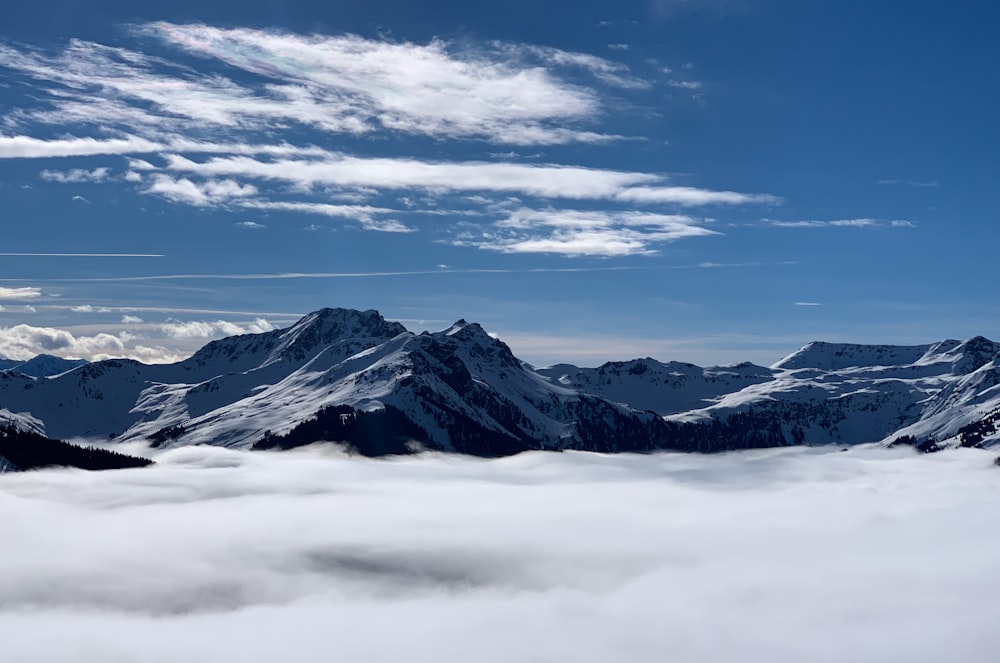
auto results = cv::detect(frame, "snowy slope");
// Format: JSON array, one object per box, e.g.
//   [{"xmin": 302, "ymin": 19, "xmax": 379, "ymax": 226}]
[
  {"xmin": 666, "ymin": 336, "xmax": 1000, "ymax": 448},
  {"xmin": 535, "ymin": 359, "xmax": 775, "ymax": 415}
]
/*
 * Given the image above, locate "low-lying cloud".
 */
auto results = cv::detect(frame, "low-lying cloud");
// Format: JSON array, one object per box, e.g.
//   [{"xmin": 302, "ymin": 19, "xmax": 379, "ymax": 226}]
[
  {"xmin": 0, "ymin": 317, "xmax": 275, "ymax": 362},
  {"xmin": 160, "ymin": 318, "xmax": 275, "ymax": 339},
  {"xmin": 0, "ymin": 445, "xmax": 996, "ymax": 662},
  {"xmin": 0, "ymin": 323, "xmax": 181, "ymax": 362}
]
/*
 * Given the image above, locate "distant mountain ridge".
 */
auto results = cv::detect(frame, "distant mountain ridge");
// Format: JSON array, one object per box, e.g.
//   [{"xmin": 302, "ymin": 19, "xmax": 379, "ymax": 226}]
[
  {"xmin": 0, "ymin": 354, "xmax": 88, "ymax": 378},
  {"xmin": 2, "ymin": 307, "xmax": 999, "ymax": 455}
]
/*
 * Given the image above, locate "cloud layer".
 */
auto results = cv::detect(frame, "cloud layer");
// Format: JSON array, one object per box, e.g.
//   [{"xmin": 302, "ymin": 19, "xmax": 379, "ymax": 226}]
[{"xmin": 0, "ymin": 445, "xmax": 996, "ymax": 662}]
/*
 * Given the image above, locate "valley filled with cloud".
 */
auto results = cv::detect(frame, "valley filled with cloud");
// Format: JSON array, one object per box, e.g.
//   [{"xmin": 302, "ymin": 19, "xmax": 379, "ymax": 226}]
[{"xmin": 1, "ymin": 444, "xmax": 997, "ymax": 662}]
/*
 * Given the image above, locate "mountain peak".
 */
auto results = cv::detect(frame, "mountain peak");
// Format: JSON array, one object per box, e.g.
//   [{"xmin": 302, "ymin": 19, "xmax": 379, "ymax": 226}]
[
  {"xmin": 771, "ymin": 341, "xmax": 932, "ymax": 371},
  {"xmin": 428, "ymin": 319, "xmax": 520, "ymax": 369},
  {"xmin": 269, "ymin": 308, "xmax": 408, "ymax": 364}
]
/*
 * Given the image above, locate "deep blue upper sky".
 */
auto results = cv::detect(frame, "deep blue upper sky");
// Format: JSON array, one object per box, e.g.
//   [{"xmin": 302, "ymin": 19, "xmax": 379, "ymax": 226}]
[{"xmin": 0, "ymin": 0, "xmax": 997, "ymax": 365}]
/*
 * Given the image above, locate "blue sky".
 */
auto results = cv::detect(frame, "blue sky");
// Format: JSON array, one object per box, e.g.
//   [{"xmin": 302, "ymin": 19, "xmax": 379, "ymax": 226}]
[{"xmin": 0, "ymin": 0, "xmax": 997, "ymax": 366}]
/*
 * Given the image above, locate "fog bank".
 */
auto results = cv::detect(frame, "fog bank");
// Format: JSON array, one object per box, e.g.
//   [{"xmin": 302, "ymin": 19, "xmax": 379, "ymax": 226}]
[{"xmin": 1, "ymin": 445, "xmax": 998, "ymax": 662}]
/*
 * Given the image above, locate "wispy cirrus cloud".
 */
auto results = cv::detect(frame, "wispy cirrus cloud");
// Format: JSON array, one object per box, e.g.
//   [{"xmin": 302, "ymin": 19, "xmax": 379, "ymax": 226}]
[
  {"xmin": 0, "ymin": 135, "xmax": 335, "ymax": 160},
  {"xmin": 0, "ymin": 23, "xmax": 777, "ymax": 257},
  {"xmin": 1, "ymin": 25, "xmax": 632, "ymax": 146},
  {"xmin": 650, "ymin": 0, "xmax": 752, "ymax": 19},
  {"xmin": 39, "ymin": 167, "xmax": 111, "ymax": 183},
  {"xmin": 239, "ymin": 201, "xmax": 413, "ymax": 233},
  {"xmin": 460, "ymin": 207, "xmax": 717, "ymax": 257},
  {"xmin": 666, "ymin": 80, "xmax": 704, "ymax": 90},
  {"xmin": 70, "ymin": 304, "xmax": 112, "ymax": 313},
  {"xmin": 0, "ymin": 253, "xmax": 163, "ymax": 257},
  {"xmin": 877, "ymin": 179, "xmax": 940, "ymax": 188},
  {"xmin": 765, "ymin": 218, "xmax": 914, "ymax": 229},
  {"xmin": 162, "ymin": 153, "xmax": 778, "ymax": 208}
]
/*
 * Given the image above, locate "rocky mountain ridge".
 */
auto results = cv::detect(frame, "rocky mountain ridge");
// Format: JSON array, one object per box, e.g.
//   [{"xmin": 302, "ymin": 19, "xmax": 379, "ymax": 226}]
[{"xmin": 2, "ymin": 308, "xmax": 999, "ymax": 455}]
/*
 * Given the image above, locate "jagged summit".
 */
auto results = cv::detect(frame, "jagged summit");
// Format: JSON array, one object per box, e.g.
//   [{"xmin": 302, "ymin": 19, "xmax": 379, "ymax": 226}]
[
  {"xmin": 180, "ymin": 308, "xmax": 408, "ymax": 375},
  {"xmin": 266, "ymin": 308, "xmax": 407, "ymax": 364},
  {"xmin": 935, "ymin": 336, "xmax": 1000, "ymax": 374}
]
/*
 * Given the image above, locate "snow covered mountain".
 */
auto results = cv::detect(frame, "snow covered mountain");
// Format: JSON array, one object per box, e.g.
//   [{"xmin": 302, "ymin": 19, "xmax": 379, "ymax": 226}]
[
  {"xmin": 2, "ymin": 308, "xmax": 999, "ymax": 455},
  {"xmin": 0, "ymin": 354, "xmax": 88, "ymax": 378}
]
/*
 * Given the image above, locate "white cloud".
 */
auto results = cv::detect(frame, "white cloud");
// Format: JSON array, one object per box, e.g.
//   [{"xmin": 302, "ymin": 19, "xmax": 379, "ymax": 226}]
[
  {"xmin": 794, "ymin": 302, "xmax": 822, "ymax": 307},
  {"xmin": 465, "ymin": 207, "xmax": 718, "ymax": 257},
  {"xmin": 0, "ymin": 26, "xmax": 781, "ymax": 244},
  {"xmin": 0, "ymin": 287, "xmax": 42, "ymax": 301},
  {"xmin": 239, "ymin": 201, "xmax": 412, "ymax": 233},
  {"xmin": 144, "ymin": 174, "xmax": 257, "ymax": 207},
  {"xmin": 0, "ymin": 135, "xmax": 340, "ymax": 160},
  {"xmin": 70, "ymin": 304, "xmax": 113, "ymax": 313},
  {"xmin": 126, "ymin": 158, "xmax": 157, "ymax": 171},
  {"xmin": 615, "ymin": 185, "xmax": 775, "ymax": 206},
  {"xmin": 0, "ymin": 323, "xmax": 130, "ymax": 360},
  {"xmin": 164, "ymin": 153, "xmax": 776, "ymax": 207},
  {"xmin": 236, "ymin": 221, "xmax": 267, "ymax": 229},
  {"xmin": 766, "ymin": 218, "xmax": 915, "ymax": 229},
  {"xmin": 0, "ymin": 446, "xmax": 996, "ymax": 662},
  {"xmin": 0, "ymin": 25, "xmax": 784, "ymax": 258},
  {"xmin": 0, "ymin": 135, "xmax": 164, "ymax": 159},
  {"xmin": 694, "ymin": 261, "xmax": 797, "ymax": 269},
  {"xmin": 1, "ymin": 25, "xmax": 636, "ymax": 146},
  {"xmin": 160, "ymin": 318, "xmax": 275, "ymax": 340},
  {"xmin": 495, "ymin": 42, "xmax": 650, "ymax": 90},
  {"xmin": 39, "ymin": 167, "xmax": 111, "ymax": 183},
  {"xmin": 480, "ymin": 229, "xmax": 653, "ymax": 257},
  {"xmin": 666, "ymin": 80, "xmax": 703, "ymax": 90},
  {"xmin": 0, "ymin": 316, "xmax": 277, "ymax": 362}
]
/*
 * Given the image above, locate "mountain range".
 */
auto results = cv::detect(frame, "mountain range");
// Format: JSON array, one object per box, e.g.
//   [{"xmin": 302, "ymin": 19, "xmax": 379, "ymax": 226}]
[
  {"xmin": 0, "ymin": 354, "xmax": 88, "ymax": 378},
  {"xmin": 2, "ymin": 307, "xmax": 999, "ymax": 456}
]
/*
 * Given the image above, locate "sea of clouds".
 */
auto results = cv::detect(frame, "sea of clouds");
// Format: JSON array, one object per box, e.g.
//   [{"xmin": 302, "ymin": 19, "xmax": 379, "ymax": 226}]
[{"xmin": 1, "ymin": 444, "xmax": 998, "ymax": 662}]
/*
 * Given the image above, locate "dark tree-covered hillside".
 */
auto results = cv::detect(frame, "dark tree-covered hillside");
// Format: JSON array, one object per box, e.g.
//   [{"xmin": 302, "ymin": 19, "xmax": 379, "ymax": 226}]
[
  {"xmin": 0, "ymin": 426, "xmax": 153, "ymax": 471},
  {"xmin": 252, "ymin": 404, "xmax": 428, "ymax": 456}
]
